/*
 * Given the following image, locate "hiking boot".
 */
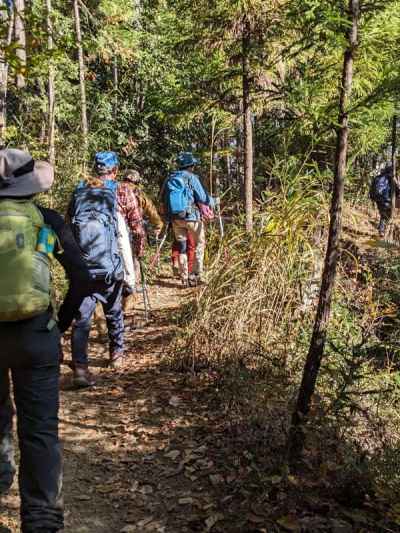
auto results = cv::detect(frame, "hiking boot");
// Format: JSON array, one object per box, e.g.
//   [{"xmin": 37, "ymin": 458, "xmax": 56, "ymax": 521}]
[
  {"xmin": 181, "ymin": 277, "xmax": 189, "ymax": 288},
  {"xmin": 189, "ymin": 273, "xmax": 205, "ymax": 287},
  {"xmin": 188, "ymin": 274, "xmax": 197, "ymax": 287},
  {"xmin": 109, "ymin": 350, "xmax": 125, "ymax": 369},
  {"xmin": 73, "ymin": 364, "xmax": 96, "ymax": 388}
]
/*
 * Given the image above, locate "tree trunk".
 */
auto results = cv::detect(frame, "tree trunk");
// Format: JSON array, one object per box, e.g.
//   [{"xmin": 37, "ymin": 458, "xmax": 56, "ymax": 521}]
[
  {"xmin": 391, "ymin": 115, "xmax": 398, "ymax": 213},
  {"xmin": 209, "ymin": 115, "xmax": 216, "ymax": 196},
  {"xmin": 73, "ymin": 0, "xmax": 88, "ymax": 161},
  {"xmin": 47, "ymin": 0, "xmax": 56, "ymax": 168},
  {"xmin": 288, "ymin": 0, "xmax": 360, "ymax": 461},
  {"xmin": 226, "ymin": 134, "xmax": 232, "ymax": 189},
  {"xmin": 242, "ymin": 16, "xmax": 253, "ymax": 233},
  {"xmin": 0, "ymin": 5, "xmax": 14, "ymax": 145},
  {"xmin": 133, "ymin": 0, "xmax": 142, "ymax": 28},
  {"xmin": 113, "ymin": 55, "xmax": 118, "ymax": 119},
  {"xmin": 14, "ymin": 0, "xmax": 26, "ymax": 89}
]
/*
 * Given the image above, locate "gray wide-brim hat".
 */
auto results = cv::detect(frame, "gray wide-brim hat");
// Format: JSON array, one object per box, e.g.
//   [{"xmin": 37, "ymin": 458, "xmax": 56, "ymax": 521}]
[{"xmin": 0, "ymin": 149, "xmax": 54, "ymax": 197}]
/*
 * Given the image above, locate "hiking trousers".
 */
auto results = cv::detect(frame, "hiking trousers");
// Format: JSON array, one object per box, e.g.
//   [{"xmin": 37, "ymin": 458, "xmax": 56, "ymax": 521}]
[
  {"xmin": 377, "ymin": 202, "xmax": 391, "ymax": 236},
  {"xmin": 172, "ymin": 220, "xmax": 205, "ymax": 280},
  {"xmin": 71, "ymin": 280, "xmax": 124, "ymax": 365},
  {"xmin": 0, "ymin": 311, "xmax": 63, "ymax": 533},
  {"xmin": 172, "ymin": 233, "xmax": 195, "ymax": 274}
]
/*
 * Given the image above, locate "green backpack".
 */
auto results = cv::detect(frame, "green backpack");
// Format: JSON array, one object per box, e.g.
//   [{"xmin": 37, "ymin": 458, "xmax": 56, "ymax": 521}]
[{"xmin": 0, "ymin": 199, "xmax": 51, "ymax": 321}]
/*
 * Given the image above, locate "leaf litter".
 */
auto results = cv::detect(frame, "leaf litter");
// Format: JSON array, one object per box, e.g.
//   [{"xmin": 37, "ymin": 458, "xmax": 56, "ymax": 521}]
[{"xmin": 1, "ymin": 267, "xmax": 399, "ymax": 532}]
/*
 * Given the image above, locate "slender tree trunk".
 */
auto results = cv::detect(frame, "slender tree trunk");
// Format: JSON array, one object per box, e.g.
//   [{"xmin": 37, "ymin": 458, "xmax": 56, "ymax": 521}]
[
  {"xmin": 236, "ymin": 126, "xmax": 244, "ymax": 200},
  {"xmin": 47, "ymin": 0, "xmax": 56, "ymax": 168},
  {"xmin": 73, "ymin": 0, "xmax": 88, "ymax": 161},
  {"xmin": 288, "ymin": 0, "xmax": 360, "ymax": 461},
  {"xmin": 14, "ymin": 0, "xmax": 26, "ymax": 89},
  {"xmin": 113, "ymin": 55, "xmax": 118, "ymax": 119},
  {"xmin": 391, "ymin": 115, "xmax": 398, "ymax": 213},
  {"xmin": 226, "ymin": 134, "xmax": 232, "ymax": 188},
  {"xmin": 0, "ymin": 5, "xmax": 14, "ymax": 145},
  {"xmin": 209, "ymin": 115, "xmax": 216, "ymax": 196},
  {"xmin": 242, "ymin": 16, "xmax": 253, "ymax": 233}
]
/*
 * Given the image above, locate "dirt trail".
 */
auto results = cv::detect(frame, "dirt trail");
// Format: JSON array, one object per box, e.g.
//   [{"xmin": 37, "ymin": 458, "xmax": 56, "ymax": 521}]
[
  {"xmin": 2, "ymin": 205, "xmax": 399, "ymax": 533},
  {"xmin": 1, "ymin": 274, "xmax": 227, "ymax": 533}
]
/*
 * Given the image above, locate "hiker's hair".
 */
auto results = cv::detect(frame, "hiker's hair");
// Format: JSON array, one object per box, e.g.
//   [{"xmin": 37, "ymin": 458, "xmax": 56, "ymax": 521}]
[{"xmin": 86, "ymin": 176, "xmax": 107, "ymax": 188}]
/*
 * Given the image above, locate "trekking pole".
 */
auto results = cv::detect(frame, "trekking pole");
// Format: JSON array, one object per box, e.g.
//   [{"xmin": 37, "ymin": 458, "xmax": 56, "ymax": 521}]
[
  {"xmin": 149, "ymin": 223, "xmax": 170, "ymax": 269},
  {"xmin": 216, "ymin": 198, "xmax": 224, "ymax": 238},
  {"xmin": 139, "ymin": 258, "xmax": 152, "ymax": 322},
  {"xmin": 155, "ymin": 235, "xmax": 160, "ymax": 271}
]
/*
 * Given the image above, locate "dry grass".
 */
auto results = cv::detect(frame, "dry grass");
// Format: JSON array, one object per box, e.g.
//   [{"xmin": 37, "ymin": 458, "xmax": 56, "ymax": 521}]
[{"xmin": 170, "ymin": 186, "xmax": 328, "ymax": 373}]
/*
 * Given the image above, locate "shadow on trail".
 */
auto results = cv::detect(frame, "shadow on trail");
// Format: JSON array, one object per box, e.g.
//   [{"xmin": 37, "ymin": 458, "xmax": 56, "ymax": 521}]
[
  {"xmin": 155, "ymin": 279, "xmax": 185, "ymax": 290},
  {"xmin": 56, "ymin": 358, "xmax": 243, "ymax": 533}
]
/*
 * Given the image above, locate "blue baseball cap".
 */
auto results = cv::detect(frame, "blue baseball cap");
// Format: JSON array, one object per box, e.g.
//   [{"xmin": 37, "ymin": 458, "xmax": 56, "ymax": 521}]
[
  {"xmin": 176, "ymin": 152, "xmax": 199, "ymax": 169},
  {"xmin": 95, "ymin": 151, "xmax": 119, "ymax": 174}
]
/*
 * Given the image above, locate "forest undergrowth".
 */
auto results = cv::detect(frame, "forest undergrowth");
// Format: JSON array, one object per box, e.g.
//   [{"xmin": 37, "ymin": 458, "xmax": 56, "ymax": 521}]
[{"xmin": 167, "ymin": 195, "xmax": 400, "ymax": 531}]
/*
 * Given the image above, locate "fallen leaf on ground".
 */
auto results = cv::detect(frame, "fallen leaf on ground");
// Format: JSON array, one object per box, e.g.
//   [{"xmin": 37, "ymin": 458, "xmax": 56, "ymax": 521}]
[
  {"xmin": 169, "ymin": 396, "xmax": 181, "ymax": 407},
  {"xmin": 165, "ymin": 450, "xmax": 180, "ymax": 460},
  {"xmin": 205, "ymin": 513, "xmax": 224, "ymax": 531},
  {"xmin": 178, "ymin": 497, "xmax": 194, "ymax": 505},
  {"xmin": 210, "ymin": 474, "xmax": 224, "ymax": 486}
]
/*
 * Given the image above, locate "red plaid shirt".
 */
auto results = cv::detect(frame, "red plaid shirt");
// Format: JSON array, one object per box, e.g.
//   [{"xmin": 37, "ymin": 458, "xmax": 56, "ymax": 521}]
[{"xmin": 117, "ymin": 182, "xmax": 145, "ymax": 257}]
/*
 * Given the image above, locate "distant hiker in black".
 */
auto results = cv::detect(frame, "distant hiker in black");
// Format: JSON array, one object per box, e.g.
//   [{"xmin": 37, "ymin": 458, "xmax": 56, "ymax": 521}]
[
  {"xmin": 0, "ymin": 149, "xmax": 91, "ymax": 533},
  {"xmin": 369, "ymin": 165, "xmax": 399, "ymax": 237}
]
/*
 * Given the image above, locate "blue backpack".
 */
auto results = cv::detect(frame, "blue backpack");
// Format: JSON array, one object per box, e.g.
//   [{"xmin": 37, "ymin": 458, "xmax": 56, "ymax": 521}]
[
  {"xmin": 70, "ymin": 180, "xmax": 123, "ymax": 283},
  {"xmin": 164, "ymin": 171, "xmax": 194, "ymax": 220},
  {"xmin": 370, "ymin": 173, "xmax": 391, "ymax": 204}
]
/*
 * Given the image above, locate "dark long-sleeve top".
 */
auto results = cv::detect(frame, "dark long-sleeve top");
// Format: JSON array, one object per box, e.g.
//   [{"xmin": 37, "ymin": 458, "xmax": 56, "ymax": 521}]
[{"xmin": 37, "ymin": 205, "xmax": 91, "ymax": 333}]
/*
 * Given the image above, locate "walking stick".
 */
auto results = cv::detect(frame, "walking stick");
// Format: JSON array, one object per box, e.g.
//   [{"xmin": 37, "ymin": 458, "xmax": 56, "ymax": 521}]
[
  {"xmin": 138, "ymin": 259, "xmax": 152, "ymax": 322},
  {"xmin": 149, "ymin": 224, "xmax": 170, "ymax": 269},
  {"xmin": 155, "ymin": 235, "xmax": 160, "ymax": 270},
  {"xmin": 216, "ymin": 198, "xmax": 224, "ymax": 238}
]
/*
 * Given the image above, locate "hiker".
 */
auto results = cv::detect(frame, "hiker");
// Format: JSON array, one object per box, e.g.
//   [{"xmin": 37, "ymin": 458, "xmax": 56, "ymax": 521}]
[
  {"xmin": 123, "ymin": 169, "xmax": 163, "ymax": 237},
  {"xmin": 163, "ymin": 152, "xmax": 214, "ymax": 286},
  {"xmin": 69, "ymin": 151, "xmax": 145, "ymax": 387},
  {"xmin": 122, "ymin": 169, "xmax": 163, "ymax": 311},
  {"xmin": 369, "ymin": 165, "xmax": 399, "ymax": 237},
  {"xmin": 0, "ymin": 149, "xmax": 91, "ymax": 533}
]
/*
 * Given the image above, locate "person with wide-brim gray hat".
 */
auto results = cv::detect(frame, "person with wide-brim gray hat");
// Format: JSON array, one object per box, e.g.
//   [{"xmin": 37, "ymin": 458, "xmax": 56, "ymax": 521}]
[
  {"xmin": 0, "ymin": 148, "xmax": 54, "ymax": 196},
  {"xmin": 0, "ymin": 148, "xmax": 92, "ymax": 533}
]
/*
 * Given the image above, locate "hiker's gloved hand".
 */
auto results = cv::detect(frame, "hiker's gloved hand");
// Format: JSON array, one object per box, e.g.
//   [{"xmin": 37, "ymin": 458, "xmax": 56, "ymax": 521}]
[{"xmin": 154, "ymin": 229, "xmax": 161, "ymax": 240}]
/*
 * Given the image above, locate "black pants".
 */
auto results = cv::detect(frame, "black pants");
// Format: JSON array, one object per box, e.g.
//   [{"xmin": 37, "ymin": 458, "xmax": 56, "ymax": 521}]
[
  {"xmin": 0, "ymin": 312, "xmax": 63, "ymax": 533},
  {"xmin": 377, "ymin": 202, "xmax": 391, "ymax": 235}
]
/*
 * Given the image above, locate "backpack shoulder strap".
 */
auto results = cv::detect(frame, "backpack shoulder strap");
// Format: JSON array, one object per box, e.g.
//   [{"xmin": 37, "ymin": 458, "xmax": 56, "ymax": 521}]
[
  {"xmin": 32, "ymin": 203, "xmax": 45, "ymax": 227},
  {"xmin": 182, "ymin": 171, "xmax": 194, "ymax": 191}
]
